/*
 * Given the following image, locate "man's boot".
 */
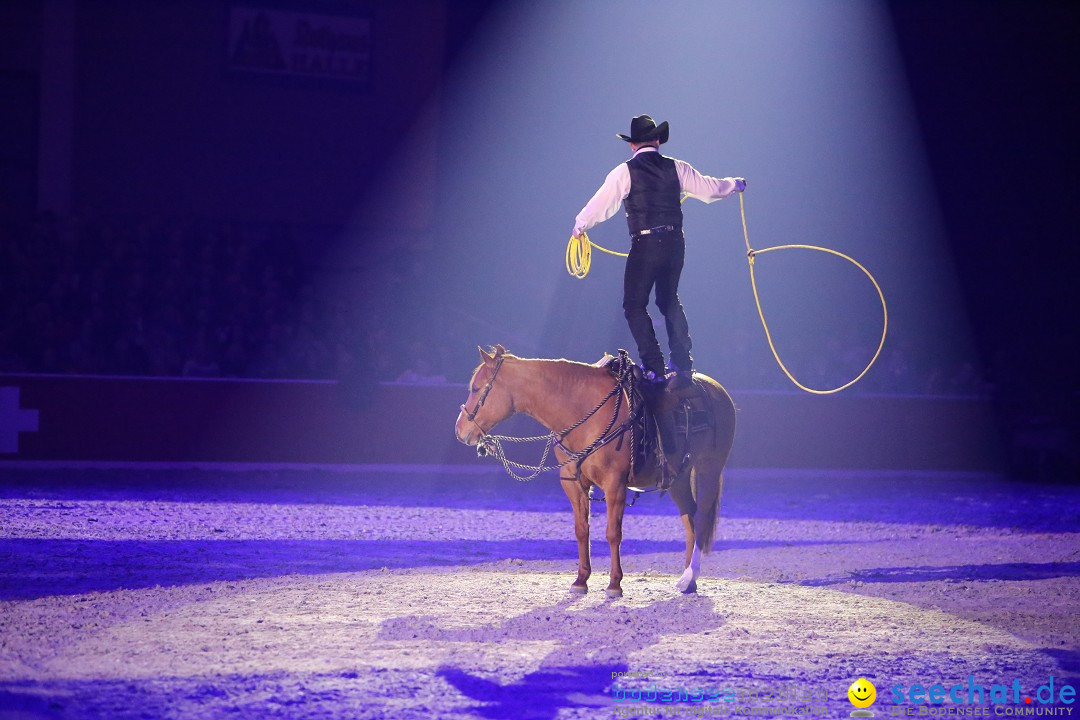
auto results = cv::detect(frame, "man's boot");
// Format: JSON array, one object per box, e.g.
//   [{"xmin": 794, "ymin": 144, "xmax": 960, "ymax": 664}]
[
  {"xmin": 658, "ymin": 370, "xmax": 696, "ymax": 488},
  {"xmin": 644, "ymin": 375, "xmax": 681, "ymax": 491}
]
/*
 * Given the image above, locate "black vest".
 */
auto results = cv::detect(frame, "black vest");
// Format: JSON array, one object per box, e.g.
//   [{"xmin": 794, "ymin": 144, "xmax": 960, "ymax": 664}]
[{"xmin": 624, "ymin": 151, "xmax": 683, "ymax": 235}]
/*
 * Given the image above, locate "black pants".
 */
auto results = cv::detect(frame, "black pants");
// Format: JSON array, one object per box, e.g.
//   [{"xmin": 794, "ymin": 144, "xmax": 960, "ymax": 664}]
[{"xmin": 622, "ymin": 231, "xmax": 693, "ymax": 376}]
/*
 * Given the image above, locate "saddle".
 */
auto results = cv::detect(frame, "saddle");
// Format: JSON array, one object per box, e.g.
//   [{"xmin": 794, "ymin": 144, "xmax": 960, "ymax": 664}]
[{"xmin": 604, "ymin": 352, "xmax": 717, "ymax": 492}]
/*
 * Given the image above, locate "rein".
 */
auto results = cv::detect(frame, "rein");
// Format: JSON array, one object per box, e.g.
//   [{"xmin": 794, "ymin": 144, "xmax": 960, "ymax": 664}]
[
  {"xmin": 460, "ymin": 349, "xmax": 506, "ymax": 422},
  {"xmin": 475, "ymin": 350, "xmax": 639, "ymax": 482}
]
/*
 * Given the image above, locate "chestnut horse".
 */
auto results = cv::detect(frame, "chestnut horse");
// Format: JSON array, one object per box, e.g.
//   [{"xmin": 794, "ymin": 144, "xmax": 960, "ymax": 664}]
[{"xmin": 454, "ymin": 345, "xmax": 736, "ymax": 598}]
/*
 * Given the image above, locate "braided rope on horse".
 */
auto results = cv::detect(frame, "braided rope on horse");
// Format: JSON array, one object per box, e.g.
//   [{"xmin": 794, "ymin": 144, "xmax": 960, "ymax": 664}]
[{"xmin": 477, "ymin": 350, "xmax": 639, "ymax": 482}]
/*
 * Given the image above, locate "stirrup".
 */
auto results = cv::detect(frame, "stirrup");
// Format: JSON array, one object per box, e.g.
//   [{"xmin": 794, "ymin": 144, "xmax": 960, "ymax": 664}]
[
  {"xmin": 658, "ymin": 463, "xmax": 676, "ymax": 492},
  {"xmin": 658, "ymin": 452, "xmax": 690, "ymax": 492}
]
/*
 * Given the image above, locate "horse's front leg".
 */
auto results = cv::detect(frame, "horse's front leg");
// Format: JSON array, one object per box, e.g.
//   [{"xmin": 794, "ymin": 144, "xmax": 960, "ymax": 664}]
[
  {"xmin": 603, "ymin": 479, "xmax": 627, "ymax": 598},
  {"xmin": 561, "ymin": 476, "xmax": 591, "ymax": 594}
]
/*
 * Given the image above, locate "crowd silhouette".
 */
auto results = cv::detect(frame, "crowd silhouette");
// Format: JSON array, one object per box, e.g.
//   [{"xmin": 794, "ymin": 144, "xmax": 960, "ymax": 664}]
[{"xmin": 1, "ymin": 211, "xmax": 988, "ymax": 396}]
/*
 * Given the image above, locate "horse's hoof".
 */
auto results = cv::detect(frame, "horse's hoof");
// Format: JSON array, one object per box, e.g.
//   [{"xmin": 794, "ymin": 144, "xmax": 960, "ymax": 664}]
[
  {"xmin": 569, "ymin": 583, "xmax": 588, "ymax": 595},
  {"xmin": 676, "ymin": 570, "xmax": 697, "ymax": 593},
  {"xmin": 605, "ymin": 587, "xmax": 623, "ymax": 599}
]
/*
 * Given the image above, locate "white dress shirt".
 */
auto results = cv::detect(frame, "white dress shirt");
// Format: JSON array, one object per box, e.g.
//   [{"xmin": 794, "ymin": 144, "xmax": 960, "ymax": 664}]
[{"xmin": 573, "ymin": 146, "xmax": 740, "ymax": 237}]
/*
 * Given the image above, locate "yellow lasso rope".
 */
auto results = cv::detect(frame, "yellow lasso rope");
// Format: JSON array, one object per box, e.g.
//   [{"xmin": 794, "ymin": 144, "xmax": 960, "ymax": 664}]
[
  {"xmin": 739, "ymin": 192, "xmax": 888, "ymax": 394},
  {"xmin": 564, "ymin": 192, "xmax": 888, "ymax": 394},
  {"xmin": 565, "ymin": 231, "xmax": 625, "ymax": 278}
]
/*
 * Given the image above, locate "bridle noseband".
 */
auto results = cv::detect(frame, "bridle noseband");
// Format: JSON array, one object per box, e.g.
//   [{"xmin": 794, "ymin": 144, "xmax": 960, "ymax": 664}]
[{"xmin": 460, "ymin": 348, "xmax": 506, "ymax": 424}]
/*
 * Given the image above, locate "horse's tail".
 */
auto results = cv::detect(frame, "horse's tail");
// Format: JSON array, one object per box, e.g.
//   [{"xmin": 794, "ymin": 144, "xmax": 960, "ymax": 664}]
[
  {"xmin": 694, "ymin": 377, "xmax": 737, "ymax": 553},
  {"xmin": 694, "ymin": 469, "xmax": 722, "ymax": 553}
]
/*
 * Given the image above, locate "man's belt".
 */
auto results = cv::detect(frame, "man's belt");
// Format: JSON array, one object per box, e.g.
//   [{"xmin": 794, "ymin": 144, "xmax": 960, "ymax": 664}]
[{"xmin": 631, "ymin": 224, "xmax": 679, "ymax": 240}]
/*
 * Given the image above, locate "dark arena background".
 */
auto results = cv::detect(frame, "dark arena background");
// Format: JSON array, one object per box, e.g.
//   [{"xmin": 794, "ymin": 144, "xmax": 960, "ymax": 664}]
[{"xmin": 1, "ymin": 2, "xmax": 1078, "ymax": 719}]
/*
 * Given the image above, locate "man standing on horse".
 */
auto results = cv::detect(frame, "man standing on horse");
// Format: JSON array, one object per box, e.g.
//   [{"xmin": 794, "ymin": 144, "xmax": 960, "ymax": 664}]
[{"xmin": 572, "ymin": 115, "xmax": 746, "ymax": 386}]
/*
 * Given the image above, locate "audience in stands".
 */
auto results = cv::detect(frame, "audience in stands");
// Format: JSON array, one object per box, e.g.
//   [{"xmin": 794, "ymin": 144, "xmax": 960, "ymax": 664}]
[{"xmin": 1, "ymin": 211, "xmax": 988, "ymax": 395}]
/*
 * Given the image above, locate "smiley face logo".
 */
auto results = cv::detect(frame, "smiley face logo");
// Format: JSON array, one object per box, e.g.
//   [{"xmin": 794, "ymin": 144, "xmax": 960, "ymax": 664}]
[{"xmin": 848, "ymin": 678, "xmax": 877, "ymax": 709}]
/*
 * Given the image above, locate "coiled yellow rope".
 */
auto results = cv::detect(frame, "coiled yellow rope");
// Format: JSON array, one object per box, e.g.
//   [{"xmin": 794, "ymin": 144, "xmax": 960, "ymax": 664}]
[
  {"xmin": 564, "ymin": 192, "xmax": 888, "ymax": 394},
  {"xmin": 565, "ymin": 230, "xmax": 625, "ymax": 278}
]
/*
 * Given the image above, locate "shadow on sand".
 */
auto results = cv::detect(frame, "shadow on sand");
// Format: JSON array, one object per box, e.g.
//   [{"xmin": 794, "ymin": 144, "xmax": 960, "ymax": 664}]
[{"xmin": 799, "ymin": 561, "xmax": 1080, "ymax": 586}]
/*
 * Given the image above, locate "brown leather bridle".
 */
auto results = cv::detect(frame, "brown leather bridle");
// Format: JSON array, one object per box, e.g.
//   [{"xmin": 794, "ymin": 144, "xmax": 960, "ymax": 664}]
[{"xmin": 460, "ymin": 347, "xmax": 506, "ymax": 423}]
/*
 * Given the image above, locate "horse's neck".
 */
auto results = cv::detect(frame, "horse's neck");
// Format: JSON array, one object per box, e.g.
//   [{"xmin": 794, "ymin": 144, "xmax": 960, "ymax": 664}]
[{"xmin": 506, "ymin": 358, "xmax": 610, "ymax": 435}]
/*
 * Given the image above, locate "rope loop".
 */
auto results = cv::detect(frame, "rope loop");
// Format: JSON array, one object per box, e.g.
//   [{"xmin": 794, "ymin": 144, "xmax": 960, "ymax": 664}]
[{"xmin": 738, "ymin": 192, "xmax": 888, "ymax": 394}]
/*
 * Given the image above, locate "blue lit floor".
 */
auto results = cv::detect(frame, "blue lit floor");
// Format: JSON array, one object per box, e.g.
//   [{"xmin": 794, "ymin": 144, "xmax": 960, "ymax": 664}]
[{"xmin": 1, "ymin": 467, "xmax": 1077, "ymax": 719}]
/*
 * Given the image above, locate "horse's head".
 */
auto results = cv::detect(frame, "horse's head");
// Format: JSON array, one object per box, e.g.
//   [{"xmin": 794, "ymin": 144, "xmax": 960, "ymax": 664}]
[{"xmin": 454, "ymin": 344, "xmax": 514, "ymax": 447}]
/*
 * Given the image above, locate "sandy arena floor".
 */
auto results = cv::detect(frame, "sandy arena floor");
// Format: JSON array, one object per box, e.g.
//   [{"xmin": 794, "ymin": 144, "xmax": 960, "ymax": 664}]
[{"xmin": 1, "ymin": 467, "xmax": 1078, "ymax": 719}]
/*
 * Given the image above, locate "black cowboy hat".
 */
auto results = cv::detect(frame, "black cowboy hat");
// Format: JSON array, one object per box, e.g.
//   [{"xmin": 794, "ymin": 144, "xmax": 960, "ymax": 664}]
[{"xmin": 617, "ymin": 114, "xmax": 670, "ymax": 144}]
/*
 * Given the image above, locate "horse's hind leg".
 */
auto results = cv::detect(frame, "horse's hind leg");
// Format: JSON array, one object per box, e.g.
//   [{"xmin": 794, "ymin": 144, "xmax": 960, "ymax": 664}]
[
  {"xmin": 669, "ymin": 468, "xmax": 700, "ymax": 593},
  {"xmin": 561, "ymin": 476, "xmax": 591, "ymax": 594},
  {"xmin": 677, "ymin": 516, "xmax": 702, "ymax": 594},
  {"xmin": 678, "ymin": 457, "xmax": 726, "ymax": 592}
]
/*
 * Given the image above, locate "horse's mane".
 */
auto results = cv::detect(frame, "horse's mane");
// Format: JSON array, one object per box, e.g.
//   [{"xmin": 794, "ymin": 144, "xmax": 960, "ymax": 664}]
[{"xmin": 468, "ymin": 349, "xmax": 609, "ymax": 391}]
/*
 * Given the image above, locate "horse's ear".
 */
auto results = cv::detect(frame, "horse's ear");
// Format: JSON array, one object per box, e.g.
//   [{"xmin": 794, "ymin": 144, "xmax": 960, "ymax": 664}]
[
  {"xmin": 494, "ymin": 343, "xmax": 507, "ymax": 356},
  {"xmin": 478, "ymin": 345, "xmax": 494, "ymax": 362}
]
